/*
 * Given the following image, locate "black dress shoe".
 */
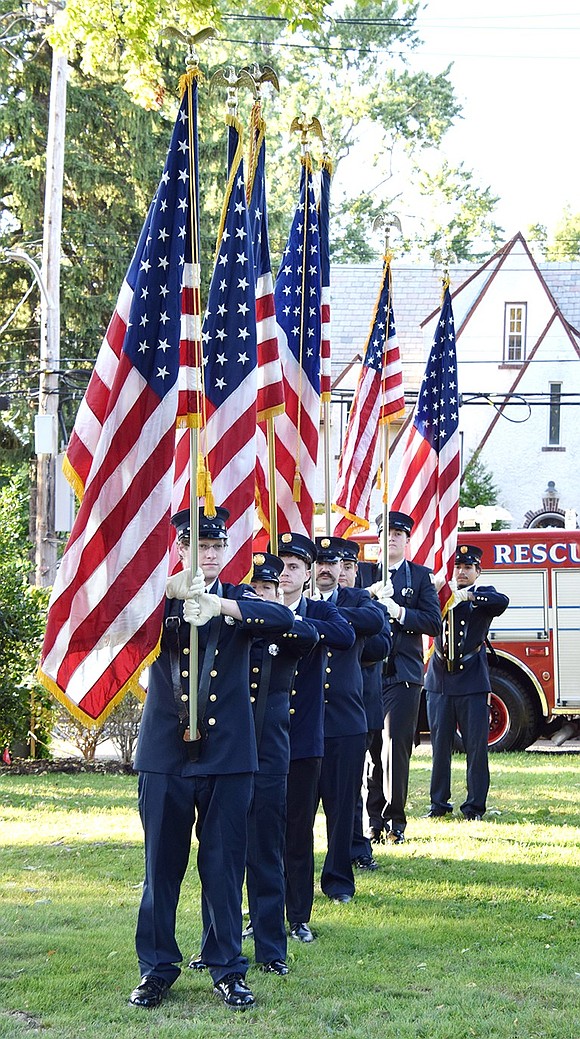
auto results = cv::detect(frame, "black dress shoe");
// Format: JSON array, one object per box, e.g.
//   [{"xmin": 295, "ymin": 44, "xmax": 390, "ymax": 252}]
[
  {"xmin": 289, "ymin": 921, "xmax": 315, "ymax": 943},
  {"xmin": 128, "ymin": 975, "xmax": 170, "ymax": 1008},
  {"xmin": 330, "ymin": 893, "xmax": 352, "ymax": 904},
  {"xmin": 352, "ymin": 854, "xmax": 379, "ymax": 871},
  {"xmin": 387, "ymin": 829, "xmax": 405, "ymax": 844},
  {"xmin": 260, "ymin": 959, "xmax": 289, "ymax": 975},
  {"xmin": 213, "ymin": 973, "xmax": 255, "ymax": 1010},
  {"xmin": 188, "ymin": 954, "xmax": 207, "ymax": 971}
]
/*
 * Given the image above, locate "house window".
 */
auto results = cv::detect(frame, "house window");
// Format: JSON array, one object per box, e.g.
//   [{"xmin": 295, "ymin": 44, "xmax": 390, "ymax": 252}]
[
  {"xmin": 504, "ymin": 303, "xmax": 527, "ymax": 362},
  {"xmin": 548, "ymin": 382, "xmax": 562, "ymax": 446}
]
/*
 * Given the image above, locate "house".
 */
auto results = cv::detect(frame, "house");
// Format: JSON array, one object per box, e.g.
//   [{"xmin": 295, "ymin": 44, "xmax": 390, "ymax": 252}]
[{"xmin": 325, "ymin": 233, "xmax": 580, "ymax": 530}]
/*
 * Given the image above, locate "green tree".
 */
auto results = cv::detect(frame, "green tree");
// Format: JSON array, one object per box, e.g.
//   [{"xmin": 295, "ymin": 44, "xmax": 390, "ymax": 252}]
[
  {"xmin": 0, "ymin": 462, "xmax": 52, "ymax": 754},
  {"xmin": 408, "ymin": 160, "xmax": 504, "ymax": 263},
  {"xmin": 460, "ymin": 454, "xmax": 499, "ymax": 509}
]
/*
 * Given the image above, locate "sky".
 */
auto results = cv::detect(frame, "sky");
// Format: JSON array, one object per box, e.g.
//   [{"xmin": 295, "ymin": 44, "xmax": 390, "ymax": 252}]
[{"xmin": 334, "ymin": 1, "xmax": 580, "ymax": 255}]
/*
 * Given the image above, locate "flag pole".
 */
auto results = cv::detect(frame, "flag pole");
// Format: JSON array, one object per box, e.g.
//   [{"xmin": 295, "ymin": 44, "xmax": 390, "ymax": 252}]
[
  {"xmin": 169, "ymin": 27, "xmax": 217, "ymax": 744},
  {"xmin": 289, "ymin": 113, "xmax": 324, "ymax": 535},
  {"xmin": 245, "ymin": 64, "xmax": 281, "ymax": 548},
  {"xmin": 373, "ymin": 213, "xmax": 402, "ymax": 576},
  {"xmin": 319, "ymin": 141, "xmax": 332, "ymax": 536}
]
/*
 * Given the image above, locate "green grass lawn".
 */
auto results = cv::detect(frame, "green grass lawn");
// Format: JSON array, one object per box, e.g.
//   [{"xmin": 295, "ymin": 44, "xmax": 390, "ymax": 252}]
[{"xmin": 1, "ymin": 748, "xmax": 579, "ymax": 1039}]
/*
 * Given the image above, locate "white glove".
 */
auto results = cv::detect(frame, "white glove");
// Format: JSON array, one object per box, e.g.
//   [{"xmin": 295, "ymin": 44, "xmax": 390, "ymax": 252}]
[
  {"xmin": 166, "ymin": 567, "xmax": 205, "ymax": 600},
  {"xmin": 368, "ymin": 578, "xmax": 393, "ymax": 600},
  {"xmin": 382, "ymin": 597, "xmax": 401, "ymax": 620},
  {"xmin": 166, "ymin": 569, "xmax": 191, "ymax": 600},
  {"xmin": 449, "ymin": 585, "xmax": 473, "ymax": 608},
  {"xmin": 184, "ymin": 592, "xmax": 221, "ymax": 626}
]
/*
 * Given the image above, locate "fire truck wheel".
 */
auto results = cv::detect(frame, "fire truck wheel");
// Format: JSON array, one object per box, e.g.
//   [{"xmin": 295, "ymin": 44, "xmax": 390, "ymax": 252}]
[
  {"xmin": 454, "ymin": 670, "xmax": 540, "ymax": 753},
  {"xmin": 488, "ymin": 670, "xmax": 540, "ymax": 751}
]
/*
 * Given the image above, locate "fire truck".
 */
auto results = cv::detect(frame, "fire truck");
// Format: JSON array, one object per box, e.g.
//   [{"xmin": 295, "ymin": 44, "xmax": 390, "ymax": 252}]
[{"xmin": 358, "ymin": 528, "xmax": 580, "ymax": 752}]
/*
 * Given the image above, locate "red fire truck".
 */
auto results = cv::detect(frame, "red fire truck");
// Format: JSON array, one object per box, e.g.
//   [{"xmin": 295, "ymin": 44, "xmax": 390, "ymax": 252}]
[{"xmin": 358, "ymin": 528, "xmax": 580, "ymax": 751}]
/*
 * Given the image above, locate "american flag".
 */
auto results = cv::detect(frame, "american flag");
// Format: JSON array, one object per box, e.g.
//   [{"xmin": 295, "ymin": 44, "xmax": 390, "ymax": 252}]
[
  {"xmin": 265, "ymin": 157, "xmax": 322, "ymax": 536},
  {"xmin": 38, "ymin": 78, "xmax": 201, "ymax": 725},
  {"xmin": 198, "ymin": 115, "xmax": 258, "ymax": 582},
  {"xmin": 319, "ymin": 158, "xmax": 332, "ymax": 403},
  {"xmin": 390, "ymin": 283, "xmax": 460, "ymax": 606},
  {"xmin": 248, "ymin": 107, "xmax": 285, "ymax": 530},
  {"xmin": 333, "ymin": 258, "xmax": 404, "ymax": 536}
]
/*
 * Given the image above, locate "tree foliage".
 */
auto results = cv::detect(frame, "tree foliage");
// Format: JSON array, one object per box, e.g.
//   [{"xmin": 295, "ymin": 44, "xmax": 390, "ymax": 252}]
[
  {"xmin": 0, "ymin": 462, "xmax": 52, "ymax": 752},
  {"xmin": 408, "ymin": 160, "xmax": 504, "ymax": 263},
  {"xmin": 460, "ymin": 453, "xmax": 499, "ymax": 509},
  {"xmin": 0, "ymin": 0, "xmax": 502, "ymax": 451},
  {"xmin": 528, "ymin": 207, "xmax": 580, "ymax": 261}
]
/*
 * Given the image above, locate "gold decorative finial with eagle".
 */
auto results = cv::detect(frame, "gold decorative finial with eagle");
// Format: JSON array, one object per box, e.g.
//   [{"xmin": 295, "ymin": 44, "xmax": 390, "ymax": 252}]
[{"xmin": 163, "ymin": 26, "xmax": 217, "ymax": 72}]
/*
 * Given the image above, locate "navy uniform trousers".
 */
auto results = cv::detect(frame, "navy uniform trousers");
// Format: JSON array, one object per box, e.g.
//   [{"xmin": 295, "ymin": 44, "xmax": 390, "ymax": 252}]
[
  {"xmin": 246, "ymin": 620, "xmax": 318, "ymax": 964},
  {"xmin": 426, "ymin": 690, "xmax": 490, "ymax": 817},
  {"xmin": 284, "ymin": 596, "xmax": 355, "ymax": 924},
  {"xmin": 137, "ymin": 770, "xmax": 253, "ymax": 986},
  {"xmin": 319, "ymin": 586, "xmax": 384, "ymax": 898}
]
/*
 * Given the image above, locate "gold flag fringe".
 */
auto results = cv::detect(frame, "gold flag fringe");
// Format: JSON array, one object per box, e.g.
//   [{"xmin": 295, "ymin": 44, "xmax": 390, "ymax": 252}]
[
  {"xmin": 179, "ymin": 67, "xmax": 204, "ymax": 99},
  {"xmin": 36, "ymin": 634, "xmax": 162, "ymax": 729}
]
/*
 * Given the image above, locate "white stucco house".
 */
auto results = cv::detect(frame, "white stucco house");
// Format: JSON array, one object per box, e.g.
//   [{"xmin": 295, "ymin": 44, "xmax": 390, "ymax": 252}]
[{"xmin": 324, "ymin": 233, "xmax": 580, "ymax": 530}]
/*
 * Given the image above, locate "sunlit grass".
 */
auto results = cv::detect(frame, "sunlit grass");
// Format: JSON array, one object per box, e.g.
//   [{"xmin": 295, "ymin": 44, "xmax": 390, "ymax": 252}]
[{"xmin": 1, "ymin": 749, "xmax": 579, "ymax": 1039}]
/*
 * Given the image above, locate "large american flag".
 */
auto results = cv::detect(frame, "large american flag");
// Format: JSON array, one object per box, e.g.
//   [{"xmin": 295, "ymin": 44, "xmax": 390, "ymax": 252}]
[
  {"xmin": 198, "ymin": 115, "xmax": 258, "ymax": 582},
  {"xmin": 264, "ymin": 157, "xmax": 322, "ymax": 536},
  {"xmin": 390, "ymin": 283, "xmax": 460, "ymax": 605},
  {"xmin": 248, "ymin": 106, "xmax": 285, "ymax": 530},
  {"xmin": 38, "ymin": 77, "xmax": 202, "ymax": 725},
  {"xmin": 333, "ymin": 258, "xmax": 404, "ymax": 535}
]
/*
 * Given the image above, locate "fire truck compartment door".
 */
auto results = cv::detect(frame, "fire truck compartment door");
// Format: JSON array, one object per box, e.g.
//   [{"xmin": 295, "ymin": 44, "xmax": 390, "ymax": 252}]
[
  {"xmin": 480, "ymin": 569, "xmax": 547, "ymax": 641},
  {"xmin": 553, "ymin": 570, "xmax": 580, "ymax": 709}
]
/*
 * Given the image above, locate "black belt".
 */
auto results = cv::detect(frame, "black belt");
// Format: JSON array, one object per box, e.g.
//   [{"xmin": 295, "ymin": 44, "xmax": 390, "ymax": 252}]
[{"xmin": 434, "ymin": 644, "xmax": 483, "ymax": 673}]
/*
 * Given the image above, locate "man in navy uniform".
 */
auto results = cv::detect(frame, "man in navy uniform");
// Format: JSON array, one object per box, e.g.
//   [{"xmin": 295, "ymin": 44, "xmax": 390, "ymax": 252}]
[
  {"xmin": 129, "ymin": 507, "xmax": 293, "ymax": 1012},
  {"xmin": 424, "ymin": 544, "xmax": 509, "ymax": 820},
  {"xmin": 338, "ymin": 543, "xmax": 392, "ymax": 871},
  {"xmin": 315, "ymin": 535, "xmax": 384, "ymax": 902},
  {"xmin": 244, "ymin": 552, "xmax": 319, "ymax": 975},
  {"xmin": 368, "ymin": 511, "xmax": 442, "ymax": 844},
  {"xmin": 273, "ymin": 532, "xmax": 355, "ymax": 943}
]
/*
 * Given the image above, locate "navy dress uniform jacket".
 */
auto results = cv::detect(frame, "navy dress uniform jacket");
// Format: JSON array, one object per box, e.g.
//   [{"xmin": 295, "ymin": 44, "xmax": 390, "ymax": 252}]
[
  {"xmin": 289, "ymin": 596, "xmax": 356, "ymax": 760},
  {"xmin": 384, "ymin": 561, "xmax": 442, "ymax": 685},
  {"xmin": 249, "ymin": 618, "xmax": 320, "ymax": 775},
  {"xmin": 361, "ymin": 600, "xmax": 392, "ymax": 731},
  {"xmin": 424, "ymin": 585, "xmax": 509, "ymax": 695},
  {"xmin": 323, "ymin": 586, "xmax": 384, "ymax": 738},
  {"xmin": 134, "ymin": 583, "xmax": 294, "ymax": 776}
]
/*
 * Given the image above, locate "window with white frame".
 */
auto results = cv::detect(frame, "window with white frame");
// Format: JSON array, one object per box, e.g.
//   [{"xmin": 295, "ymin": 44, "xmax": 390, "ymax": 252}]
[
  {"xmin": 548, "ymin": 382, "xmax": 562, "ymax": 446},
  {"xmin": 504, "ymin": 303, "xmax": 527, "ymax": 362}
]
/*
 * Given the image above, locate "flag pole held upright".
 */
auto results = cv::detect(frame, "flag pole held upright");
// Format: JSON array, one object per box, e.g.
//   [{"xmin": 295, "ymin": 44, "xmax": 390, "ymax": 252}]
[{"xmin": 172, "ymin": 28, "xmax": 217, "ymax": 747}]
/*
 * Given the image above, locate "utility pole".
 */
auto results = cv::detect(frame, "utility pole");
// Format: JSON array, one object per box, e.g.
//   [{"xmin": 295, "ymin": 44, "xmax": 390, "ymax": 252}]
[
  {"xmin": 36, "ymin": 43, "xmax": 67, "ymax": 586},
  {"xmin": 21, "ymin": 2, "xmax": 68, "ymax": 586}
]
